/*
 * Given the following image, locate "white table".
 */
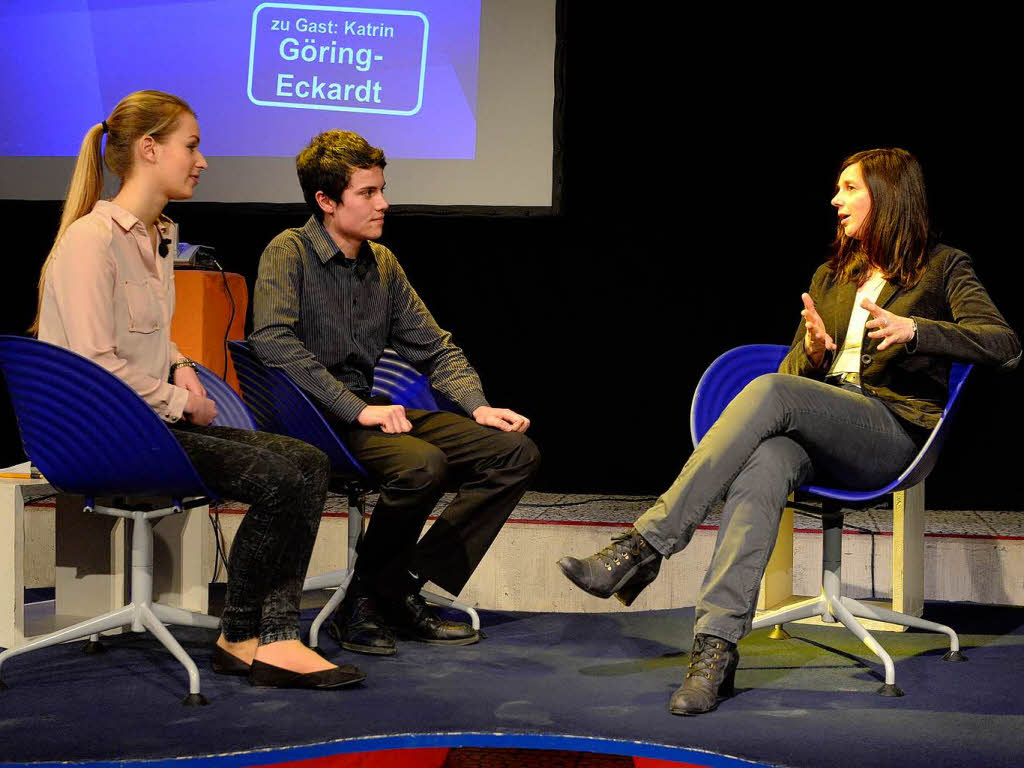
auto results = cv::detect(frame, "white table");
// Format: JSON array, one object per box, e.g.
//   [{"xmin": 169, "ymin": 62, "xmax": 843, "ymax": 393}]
[{"xmin": 1, "ymin": 463, "xmax": 210, "ymax": 650}]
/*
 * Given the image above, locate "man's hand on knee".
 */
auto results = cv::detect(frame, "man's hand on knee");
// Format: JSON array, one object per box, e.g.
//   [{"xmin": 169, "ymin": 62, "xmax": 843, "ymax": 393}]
[
  {"xmin": 472, "ymin": 405, "xmax": 531, "ymax": 433},
  {"xmin": 357, "ymin": 404, "xmax": 413, "ymax": 433}
]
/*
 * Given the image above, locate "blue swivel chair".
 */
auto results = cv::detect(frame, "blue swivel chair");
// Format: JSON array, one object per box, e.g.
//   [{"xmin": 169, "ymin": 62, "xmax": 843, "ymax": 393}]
[
  {"xmin": 0, "ymin": 336, "xmax": 220, "ymax": 705},
  {"xmin": 690, "ymin": 344, "xmax": 971, "ymax": 696},
  {"xmin": 194, "ymin": 362, "xmax": 257, "ymax": 430},
  {"xmin": 227, "ymin": 341, "xmax": 480, "ymax": 650}
]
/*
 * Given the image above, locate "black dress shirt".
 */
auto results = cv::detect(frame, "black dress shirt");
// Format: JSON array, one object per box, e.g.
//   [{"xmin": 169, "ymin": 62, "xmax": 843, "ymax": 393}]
[{"xmin": 251, "ymin": 216, "xmax": 488, "ymax": 423}]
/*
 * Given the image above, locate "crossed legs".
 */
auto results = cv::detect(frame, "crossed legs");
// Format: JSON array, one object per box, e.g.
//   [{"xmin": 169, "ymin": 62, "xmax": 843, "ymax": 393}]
[{"xmin": 633, "ymin": 373, "xmax": 920, "ymax": 642}]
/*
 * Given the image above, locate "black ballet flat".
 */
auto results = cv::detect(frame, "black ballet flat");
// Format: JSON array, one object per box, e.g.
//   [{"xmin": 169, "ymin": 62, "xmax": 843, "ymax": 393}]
[
  {"xmin": 211, "ymin": 644, "xmax": 252, "ymax": 677},
  {"xmin": 248, "ymin": 659, "xmax": 366, "ymax": 690}
]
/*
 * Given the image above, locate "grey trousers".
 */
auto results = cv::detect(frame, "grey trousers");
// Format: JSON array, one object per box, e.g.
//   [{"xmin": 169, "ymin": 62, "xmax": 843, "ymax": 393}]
[{"xmin": 634, "ymin": 373, "xmax": 922, "ymax": 644}]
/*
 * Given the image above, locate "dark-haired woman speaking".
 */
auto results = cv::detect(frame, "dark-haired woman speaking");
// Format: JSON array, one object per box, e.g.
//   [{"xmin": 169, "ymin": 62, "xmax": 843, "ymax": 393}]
[{"xmin": 558, "ymin": 148, "xmax": 1020, "ymax": 715}]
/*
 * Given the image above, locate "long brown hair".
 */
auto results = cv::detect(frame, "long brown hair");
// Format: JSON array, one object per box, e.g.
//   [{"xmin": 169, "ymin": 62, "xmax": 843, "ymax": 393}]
[
  {"xmin": 30, "ymin": 90, "xmax": 194, "ymax": 334},
  {"xmin": 829, "ymin": 148, "xmax": 931, "ymax": 288}
]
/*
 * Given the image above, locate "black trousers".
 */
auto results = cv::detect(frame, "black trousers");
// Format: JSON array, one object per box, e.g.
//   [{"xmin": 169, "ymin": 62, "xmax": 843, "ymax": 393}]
[{"xmin": 328, "ymin": 408, "xmax": 540, "ymax": 598}]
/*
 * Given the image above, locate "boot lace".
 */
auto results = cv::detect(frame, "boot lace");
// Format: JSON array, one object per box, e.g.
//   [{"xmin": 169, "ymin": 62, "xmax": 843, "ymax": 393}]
[
  {"xmin": 594, "ymin": 529, "xmax": 646, "ymax": 571},
  {"xmin": 686, "ymin": 635, "xmax": 730, "ymax": 682}
]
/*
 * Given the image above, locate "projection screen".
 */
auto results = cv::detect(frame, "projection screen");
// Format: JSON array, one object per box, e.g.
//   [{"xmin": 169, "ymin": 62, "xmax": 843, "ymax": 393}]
[{"xmin": 0, "ymin": 0, "xmax": 555, "ymax": 207}]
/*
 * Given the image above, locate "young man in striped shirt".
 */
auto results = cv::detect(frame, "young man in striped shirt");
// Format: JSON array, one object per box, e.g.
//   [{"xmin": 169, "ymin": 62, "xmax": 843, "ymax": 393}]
[{"xmin": 251, "ymin": 130, "xmax": 540, "ymax": 656}]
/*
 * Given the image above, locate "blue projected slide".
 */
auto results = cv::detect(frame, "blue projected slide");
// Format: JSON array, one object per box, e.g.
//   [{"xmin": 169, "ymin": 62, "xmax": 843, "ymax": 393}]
[
  {"xmin": 248, "ymin": 4, "xmax": 428, "ymax": 115},
  {"xmin": 0, "ymin": 0, "xmax": 479, "ymax": 158}
]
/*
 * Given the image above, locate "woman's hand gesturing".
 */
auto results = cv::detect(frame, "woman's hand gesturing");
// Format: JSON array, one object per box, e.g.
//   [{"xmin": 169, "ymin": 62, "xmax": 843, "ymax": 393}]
[
  {"xmin": 862, "ymin": 298, "xmax": 916, "ymax": 351},
  {"xmin": 801, "ymin": 293, "xmax": 836, "ymax": 367}
]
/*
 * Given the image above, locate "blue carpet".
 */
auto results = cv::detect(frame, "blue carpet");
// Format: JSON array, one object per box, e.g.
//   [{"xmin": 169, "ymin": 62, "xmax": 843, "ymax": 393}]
[{"xmin": 1, "ymin": 604, "xmax": 1022, "ymax": 767}]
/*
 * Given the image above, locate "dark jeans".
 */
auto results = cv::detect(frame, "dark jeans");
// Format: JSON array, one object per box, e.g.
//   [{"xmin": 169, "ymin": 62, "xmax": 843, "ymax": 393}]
[
  {"xmin": 170, "ymin": 423, "xmax": 331, "ymax": 644},
  {"xmin": 634, "ymin": 374, "xmax": 923, "ymax": 644},
  {"xmin": 328, "ymin": 408, "xmax": 541, "ymax": 598}
]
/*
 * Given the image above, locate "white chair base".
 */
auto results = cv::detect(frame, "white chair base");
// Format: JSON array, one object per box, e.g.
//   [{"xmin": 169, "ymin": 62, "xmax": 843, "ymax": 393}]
[
  {"xmin": 305, "ymin": 491, "xmax": 480, "ymax": 649},
  {"xmin": 0, "ymin": 504, "xmax": 218, "ymax": 705},
  {"xmin": 751, "ymin": 511, "xmax": 965, "ymax": 695}
]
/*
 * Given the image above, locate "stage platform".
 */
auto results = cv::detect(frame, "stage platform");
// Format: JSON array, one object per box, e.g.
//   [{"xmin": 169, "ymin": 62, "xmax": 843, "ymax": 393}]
[
  {"xmin": 16, "ymin": 491, "xmax": 1024, "ymax": 628},
  {"xmin": 1, "ymin": 601, "xmax": 1022, "ymax": 768},
  {"xmin": 6, "ymin": 492, "xmax": 1024, "ymax": 766}
]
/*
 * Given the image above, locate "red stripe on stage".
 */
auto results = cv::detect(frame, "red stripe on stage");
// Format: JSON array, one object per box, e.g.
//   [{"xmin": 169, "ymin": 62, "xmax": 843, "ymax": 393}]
[
  {"xmin": 247, "ymin": 750, "xmax": 709, "ymax": 767},
  {"xmin": 251, "ymin": 747, "xmax": 449, "ymax": 768}
]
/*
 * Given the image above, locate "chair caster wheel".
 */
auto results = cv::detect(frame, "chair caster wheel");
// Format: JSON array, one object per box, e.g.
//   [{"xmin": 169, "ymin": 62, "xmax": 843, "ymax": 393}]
[
  {"xmin": 83, "ymin": 640, "xmax": 106, "ymax": 655},
  {"xmin": 942, "ymin": 650, "xmax": 968, "ymax": 662},
  {"xmin": 182, "ymin": 693, "xmax": 209, "ymax": 706},
  {"xmin": 768, "ymin": 625, "xmax": 791, "ymax": 640},
  {"xmin": 877, "ymin": 683, "xmax": 904, "ymax": 697}
]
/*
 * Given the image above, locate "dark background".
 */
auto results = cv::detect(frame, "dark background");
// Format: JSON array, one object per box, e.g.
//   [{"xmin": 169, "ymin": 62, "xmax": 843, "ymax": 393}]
[{"xmin": 1, "ymin": 10, "xmax": 1020, "ymax": 508}]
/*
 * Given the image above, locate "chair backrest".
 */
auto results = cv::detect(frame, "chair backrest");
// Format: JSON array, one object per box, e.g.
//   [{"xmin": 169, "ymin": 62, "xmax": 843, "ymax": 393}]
[
  {"xmin": 0, "ymin": 335, "xmax": 212, "ymax": 500},
  {"xmin": 689, "ymin": 343, "xmax": 973, "ymax": 502},
  {"xmin": 690, "ymin": 345, "xmax": 791, "ymax": 447},
  {"xmin": 227, "ymin": 341, "xmax": 366, "ymax": 477},
  {"xmin": 371, "ymin": 348, "xmax": 441, "ymax": 410},
  {"xmin": 194, "ymin": 362, "xmax": 257, "ymax": 430},
  {"xmin": 371, "ymin": 348, "xmax": 461, "ymax": 413}
]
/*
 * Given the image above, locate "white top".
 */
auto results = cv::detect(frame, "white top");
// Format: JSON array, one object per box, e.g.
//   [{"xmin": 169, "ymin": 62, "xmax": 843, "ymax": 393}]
[{"xmin": 828, "ymin": 270, "xmax": 887, "ymax": 376}]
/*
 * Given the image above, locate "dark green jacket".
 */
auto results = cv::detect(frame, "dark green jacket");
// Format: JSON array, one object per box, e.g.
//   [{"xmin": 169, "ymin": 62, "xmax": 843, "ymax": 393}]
[{"xmin": 779, "ymin": 244, "xmax": 1020, "ymax": 429}]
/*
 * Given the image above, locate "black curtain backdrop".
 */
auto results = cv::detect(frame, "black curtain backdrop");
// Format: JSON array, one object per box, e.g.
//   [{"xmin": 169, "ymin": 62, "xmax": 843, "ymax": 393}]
[{"xmin": 1, "ymin": 10, "xmax": 1019, "ymax": 508}]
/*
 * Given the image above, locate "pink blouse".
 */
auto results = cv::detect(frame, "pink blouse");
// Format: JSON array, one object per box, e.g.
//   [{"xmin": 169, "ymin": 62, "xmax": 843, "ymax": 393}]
[{"xmin": 38, "ymin": 200, "xmax": 189, "ymax": 422}]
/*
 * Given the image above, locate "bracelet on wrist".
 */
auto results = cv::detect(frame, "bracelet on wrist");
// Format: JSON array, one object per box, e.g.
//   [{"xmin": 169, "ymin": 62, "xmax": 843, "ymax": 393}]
[
  {"xmin": 906, "ymin": 319, "xmax": 919, "ymax": 354},
  {"xmin": 169, "ymin": 358, "xmax": 197, "ymax": 381}
]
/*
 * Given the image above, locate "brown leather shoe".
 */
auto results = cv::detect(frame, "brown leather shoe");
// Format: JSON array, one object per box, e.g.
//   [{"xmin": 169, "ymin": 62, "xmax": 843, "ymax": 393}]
[{"xmin": 669, "ymin": 634, "xmax": 739, "ymax": 715}]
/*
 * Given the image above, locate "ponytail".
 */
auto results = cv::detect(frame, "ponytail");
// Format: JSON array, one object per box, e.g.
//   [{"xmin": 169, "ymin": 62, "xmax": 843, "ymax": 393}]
[
  {"xmin": 30, "ymin": 90, "xmax": 193, "ymax": 335},
  {"xmin": 29, "ymin": 122, "xmax": 106, "ymax": 335}
]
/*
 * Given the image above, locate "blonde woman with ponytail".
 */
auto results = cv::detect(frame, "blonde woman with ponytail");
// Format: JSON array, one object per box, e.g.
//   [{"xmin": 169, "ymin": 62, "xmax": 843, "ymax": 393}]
[{"xmin": 35, "ymin": 90, "xmax": 364, "ymax": 691}]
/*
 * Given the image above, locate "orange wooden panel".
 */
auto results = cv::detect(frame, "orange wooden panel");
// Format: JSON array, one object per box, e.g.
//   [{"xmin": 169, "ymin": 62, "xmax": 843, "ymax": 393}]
[{"xmin": 171, "ymin": 269, "xmax": 248, "ymax": 394}]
